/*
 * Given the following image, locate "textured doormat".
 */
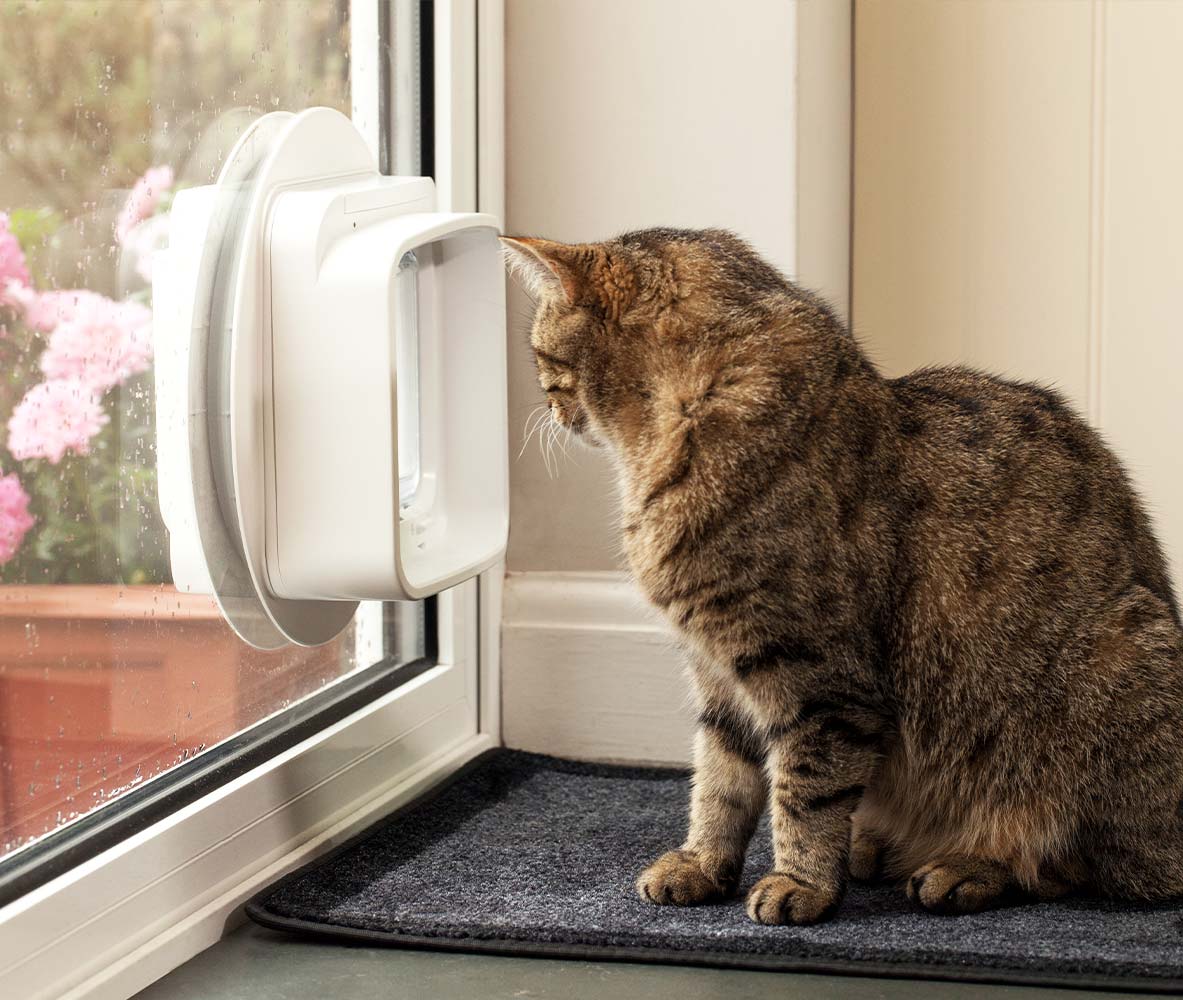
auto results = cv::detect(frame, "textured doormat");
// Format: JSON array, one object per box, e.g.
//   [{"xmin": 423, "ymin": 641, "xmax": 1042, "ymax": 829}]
[{"xmin": 246, "ymin": 749, "xmax": 1183, "ymax": 993}]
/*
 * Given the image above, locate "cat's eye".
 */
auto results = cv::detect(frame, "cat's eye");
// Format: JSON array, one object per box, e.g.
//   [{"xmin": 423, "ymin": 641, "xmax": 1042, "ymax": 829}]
[{"xmin": 533, "ymin": 348, "xmax": 574, "ymax": 371}]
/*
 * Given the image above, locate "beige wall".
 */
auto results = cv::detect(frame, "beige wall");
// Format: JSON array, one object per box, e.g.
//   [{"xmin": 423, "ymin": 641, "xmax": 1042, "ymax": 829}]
[
  {"xmin": 853, "ymin": 0, "xmax": 1183, "ymax": 587},
  {"xmin": 853, "ymin": 1, "xmax": 1093, "ymax": 403},
  {"xmin": 1100, "ymin": 3, "xmax": 1183, "ymax": 589},
  {"xmin": 504, "ymin": 0, "xmax": 850, "ymax": 572}
]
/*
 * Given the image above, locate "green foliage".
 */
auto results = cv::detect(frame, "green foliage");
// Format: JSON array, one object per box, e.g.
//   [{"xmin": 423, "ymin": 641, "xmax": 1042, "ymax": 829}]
[
  {"xmin": 0, "ymin": 0, "xmax": 350, "ymax": 585},
  {"xmin": 0, "ymin": 1, "xmax": 349, "ymax": 216}
]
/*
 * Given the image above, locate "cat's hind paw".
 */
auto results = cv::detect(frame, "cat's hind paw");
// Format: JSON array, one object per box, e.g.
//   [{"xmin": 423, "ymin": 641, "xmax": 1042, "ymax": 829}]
[
  {"xmin": 906, "ymin": 857, "xmax": 1011, "ymax": 915},
  {"xmin": 848, "ymin": 827, "xmax": 887, "ymax": 882}
]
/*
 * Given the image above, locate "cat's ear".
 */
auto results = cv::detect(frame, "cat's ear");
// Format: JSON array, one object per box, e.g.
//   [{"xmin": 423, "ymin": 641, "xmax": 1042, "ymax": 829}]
[{"xmin": 500, "ymin": 236, "xmax": 583, "ymax": 305}]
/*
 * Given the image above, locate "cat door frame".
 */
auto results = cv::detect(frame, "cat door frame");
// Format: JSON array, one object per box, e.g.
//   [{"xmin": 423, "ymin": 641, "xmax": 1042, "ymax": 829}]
[{"xmin": 0, "ymin": 3, "xmax": 505, "ymax": 999}]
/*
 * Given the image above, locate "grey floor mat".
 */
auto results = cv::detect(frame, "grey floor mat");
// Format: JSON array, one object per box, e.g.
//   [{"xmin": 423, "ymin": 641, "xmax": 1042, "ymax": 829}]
[{"xmin": 246, "ymin": 750, "xmax": 1183, "ymax": 993}]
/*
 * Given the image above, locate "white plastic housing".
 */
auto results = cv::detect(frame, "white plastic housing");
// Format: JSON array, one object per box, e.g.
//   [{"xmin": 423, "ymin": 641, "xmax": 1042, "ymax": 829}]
[
  {"xmin": 266, "ymin": 190, "xmax": 508, "ymax": 600},
  {"xmin": 153, "ymin": 107, "xmax": 508, "ymax": 646},
  {"xmin": 154, "ymin": 186, "xmax": 218, "ymax": 597}
]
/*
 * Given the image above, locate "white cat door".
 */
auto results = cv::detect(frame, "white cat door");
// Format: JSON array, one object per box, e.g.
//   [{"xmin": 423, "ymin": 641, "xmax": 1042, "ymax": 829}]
[{"xmin": 153, "ymin": 107, "xmax": 509, "ymax": 649}]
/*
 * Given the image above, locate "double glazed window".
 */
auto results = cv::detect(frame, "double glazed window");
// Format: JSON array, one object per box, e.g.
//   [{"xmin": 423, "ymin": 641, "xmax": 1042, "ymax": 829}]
[{"xmin": 0, "ymin": 0, "xmax": 433, "ymax": 894}]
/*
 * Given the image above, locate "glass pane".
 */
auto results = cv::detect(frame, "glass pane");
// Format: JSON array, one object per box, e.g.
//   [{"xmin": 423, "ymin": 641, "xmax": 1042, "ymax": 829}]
[{"xmin": 0, "ymin": 1, "xmax": 425, "ymax": 861}]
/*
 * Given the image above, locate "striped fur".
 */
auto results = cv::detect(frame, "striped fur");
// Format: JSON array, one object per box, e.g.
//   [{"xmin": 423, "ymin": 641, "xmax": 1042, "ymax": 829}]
[{"xmin": 503, "ymin": 229, "xmax": 1183, "ymax": 924}]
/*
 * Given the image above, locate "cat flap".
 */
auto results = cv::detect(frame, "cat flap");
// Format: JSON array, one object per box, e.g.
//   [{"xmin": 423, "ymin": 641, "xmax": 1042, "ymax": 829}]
[{"xmin": 153, "ymin": 107, "xmax": 508, "ymax": 649}]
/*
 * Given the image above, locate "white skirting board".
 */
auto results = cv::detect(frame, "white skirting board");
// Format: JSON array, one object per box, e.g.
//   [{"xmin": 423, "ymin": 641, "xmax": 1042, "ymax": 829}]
[{"xmin": 501, "ymin": 571, "xmax": 694, "ymax": 766}]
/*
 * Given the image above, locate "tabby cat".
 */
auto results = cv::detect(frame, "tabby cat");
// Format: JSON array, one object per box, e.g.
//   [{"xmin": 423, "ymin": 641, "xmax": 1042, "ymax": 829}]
[{"xmin": 502, "ymin": 228, "xmax": 1183, "ymax": 925}]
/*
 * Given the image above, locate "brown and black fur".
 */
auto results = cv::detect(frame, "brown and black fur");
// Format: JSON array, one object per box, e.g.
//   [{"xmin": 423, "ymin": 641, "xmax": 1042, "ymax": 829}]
[{"xmin": 502, "ymin": 227, "xmax": 1183, "ymax": 925}]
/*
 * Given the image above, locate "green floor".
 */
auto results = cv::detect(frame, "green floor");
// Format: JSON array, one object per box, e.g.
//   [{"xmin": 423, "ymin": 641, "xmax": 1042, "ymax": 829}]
[{"xmin": 134, "ymin": 920, "xmax": 1139, "ymax": 1000}]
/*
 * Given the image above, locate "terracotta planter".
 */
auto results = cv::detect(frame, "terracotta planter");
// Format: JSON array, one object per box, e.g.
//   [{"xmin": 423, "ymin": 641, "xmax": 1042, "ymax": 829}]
[{"xmin": 0, "ymin": 584, "xmax": 350, "ymax": 856}]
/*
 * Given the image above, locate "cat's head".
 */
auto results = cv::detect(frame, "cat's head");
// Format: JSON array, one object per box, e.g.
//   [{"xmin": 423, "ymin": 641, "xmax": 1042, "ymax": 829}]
[{"xmin": 502, "ymin": 228, "xmax": 793, "ymax": 455}]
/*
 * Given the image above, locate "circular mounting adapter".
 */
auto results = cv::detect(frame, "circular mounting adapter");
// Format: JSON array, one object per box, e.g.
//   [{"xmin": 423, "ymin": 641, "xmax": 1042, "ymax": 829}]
[{"xmin": 191, "ymin": 108, "xmax": 370, "ymax": 648}]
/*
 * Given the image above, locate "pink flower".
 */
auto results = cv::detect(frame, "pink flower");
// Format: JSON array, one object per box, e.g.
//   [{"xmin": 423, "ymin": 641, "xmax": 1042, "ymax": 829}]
[
  {"xmin": 1, "ymin": 279, "xmax": 36, "ymax": 313},
  {"xmin": 39, "ymin": 291, "xmax": 152, "ymax": 390},
  {"xmin": 115, "ymin": 165, "xmax": 174, "ymax": 244},
  {"xmin": 8, "ymin": 379, "xmax": 109, "ymax": 465},
  {"xmin": 125, "ymin": 212, "xmax": 169, "ymax": 284},
  {"xmin": 0, "ymin": 214, "xmax": 32, "ymax": 333},
  {"xmin": 0, "ymin": 472, "xmax": 35, "ymax": 565},
  {"xmin": 21, "ymin": 288, "xmax": 88, "ymax": 333},
  {"xmin": 0, "ymin": 212, "xmax": 31, "ymax": 291},
  {"xmin": 0, "ymin": 280, "xmax": 34, "ymax": 335}
]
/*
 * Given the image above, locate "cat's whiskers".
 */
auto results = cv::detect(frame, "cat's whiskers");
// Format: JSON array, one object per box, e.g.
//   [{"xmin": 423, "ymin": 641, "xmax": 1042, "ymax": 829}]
[
  {"xmin": 555, "ymin": 421, "xmax": 577, "ymax": 465},
  {"xmin": 544, "ymin": 412, "xmax": 573, "ymax": 479},
  {"xmin": 526, "ymin": 402, "xmax": 556, "ymax": 478},
  {"xmin": 518, "ymin": 404, "xmax": 550, "ymax": 462},
  {"xmin": 542, "ymin": 416, "xmax": 559, "ymax": 479}
]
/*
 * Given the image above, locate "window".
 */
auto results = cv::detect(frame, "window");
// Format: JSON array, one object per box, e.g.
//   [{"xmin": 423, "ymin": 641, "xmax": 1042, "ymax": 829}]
[
  {"xmin": 0, "ymin": 4, "xmax": 500, "ymax": 993},
  {"xmin": 0, "ymin": 1, "xmax": 433, "ymax": 890}
]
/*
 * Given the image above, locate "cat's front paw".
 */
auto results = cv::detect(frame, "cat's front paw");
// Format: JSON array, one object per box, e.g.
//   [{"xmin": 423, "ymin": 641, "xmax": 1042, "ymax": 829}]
[
  {"xmin": 745, "ymin": 872, "xmax": 842, "ymax": 925},
  {"xmin": 636, "ymin": 849, "xmax": 737, "ymax": 906}
]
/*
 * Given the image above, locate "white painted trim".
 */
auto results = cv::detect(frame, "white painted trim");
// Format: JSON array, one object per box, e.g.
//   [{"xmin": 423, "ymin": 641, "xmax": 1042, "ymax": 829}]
[
  {"xmin": 350, "ymin": 0, "xmax": 383, "ymax": 164},
  {"xmin": 501, "ymin": 572, "xmax": 693, "ymax": 766},
  {"xmin": 434, "ymin": 0, "xmax": 478, "ymax": 212},
  {"xmin": 503, "ymin": 570, "xmax": 657, "ymax": 631},
  {"xmin": 476, "ymin": 0, "xmax": 505, "ymax": 226},
  {"xmin": 478, "ymin": 561, "xmax": 505, "ymax": 744},
  {"xmin": 390, "ymin": 0, "xmax": 422, "ymax": 176},
  {"xmin": 474, "ymin": 0, "xmax": 505, "ymax": 744}
]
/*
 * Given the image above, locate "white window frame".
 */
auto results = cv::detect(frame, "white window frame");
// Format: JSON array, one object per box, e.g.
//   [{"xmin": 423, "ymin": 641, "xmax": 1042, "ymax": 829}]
[{"xmin": 0, "ymin": 2, "xmax": 505, "ymax": 997}]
